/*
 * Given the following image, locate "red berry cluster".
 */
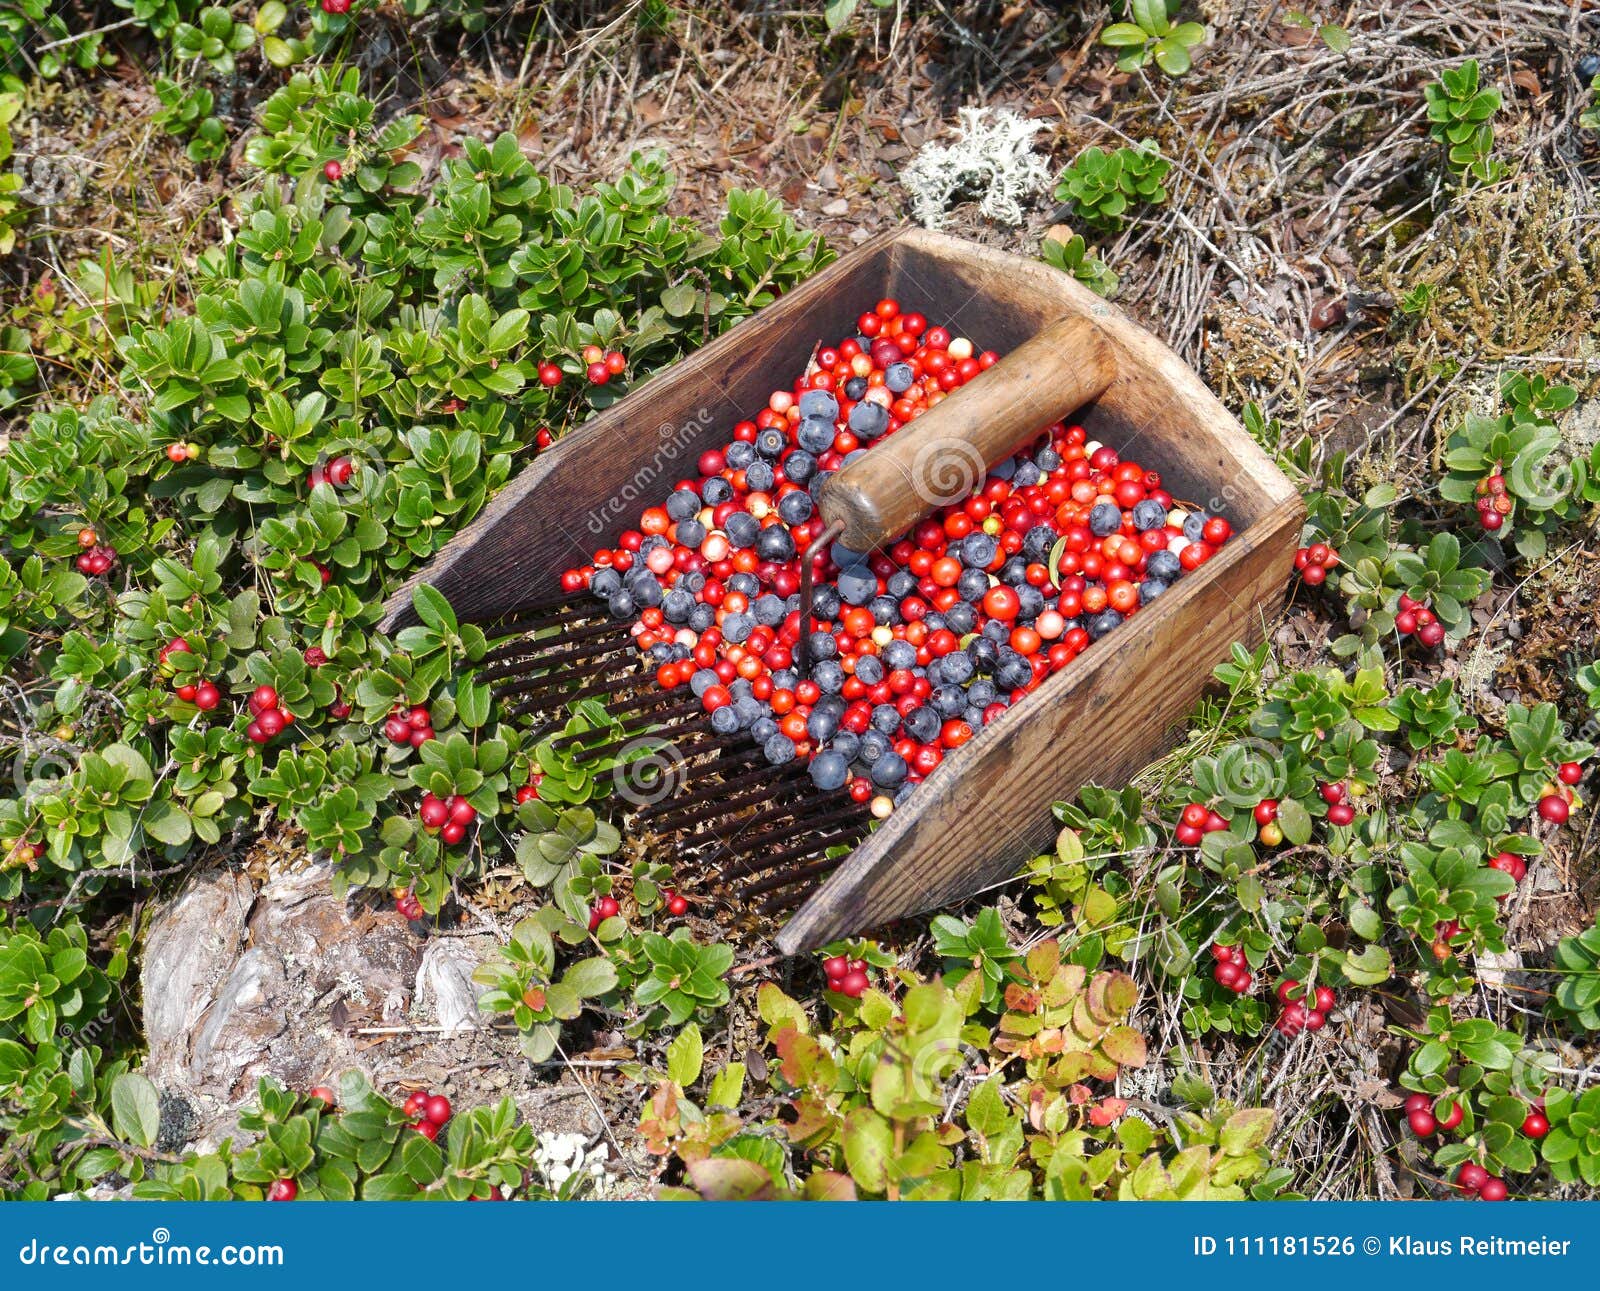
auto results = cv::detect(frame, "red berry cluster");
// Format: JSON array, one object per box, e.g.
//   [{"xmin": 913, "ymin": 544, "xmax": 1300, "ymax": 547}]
[
  {"xmin": 1292, "ymin": 541, "xmax": 1338, "ymax": 587},
  {"xmin": 1254, "ymin": 797, "xmax": 1284, "ymax": 847},
  {"xmin": 419, "ymin": 792, "xmax": 477, "ymax": 845},
  {"xmin": 161, "ymin": 637, "xmax": 224, "ymax": 711},
  {"xmin": 1536, "ymin": 761, "xmax": 1583, "ymax": 825},
  {"xmin": 307, "ymin": 455, "xmax": 355, "ymax": 492},
  {"xmin": 319, "ymin": 0, "xmax": 351, "ymax": 13},
  {"xmin": 1474, "ymin": 472, "xmax": 1511, "ymax": 532},
  {"xmin": 75, "ymin": 530, "xmax": 117, "ymax": 577},
  {"xmin": 383, "ymin": 703, "xmax": 435, "ymax": 748},
  {"xmin": 1431, "ymin": 918, "xmax": 1465, "ymax": 961},
  {"xmin": 559, "ymin": 300, "xmax": 1233, "ymax": 819},
  {"xmin": 582, "ymin": 344, "xmax": 626, "ymax": 385},
  {"xmin": 165, "ymin": 442, "xmax": 199, "ymax": 463},
  {"xmin": 823, "ymin": 954, "xmax": 870, "ymax": 998},
  {"xmin": 534, "ymin": 427, "xmax": 554, "ymax": 452},
  {"xmin": 588, "ymin": 894, "xmax": 620, "ymax": 931},
  {"xmin": 1395, "ymin": 593, "xmax": 1444, "ymax": 648},
  {"xmin": 402, "ymin": 1089, "xmax": 453, "ymax": 1140},
  {"xmin": 1404, "ymin": 1091, "xmax": 1462, "ymax": 1138},
  {"xmin": 1176, "ymin": 801, "xmax": 1229, "ymax": 846},
  {"xmin": 1274, "ymin": 979, "xmax": 1333, "ymax": 1035},
  {"xmin": 1319, "ymin": 780, "xmax": 1357, "ymax": 827},
  {"xmin": 1209, "ymin": 943, "xmax": 1253, "ymax": 995},
  {"xmin": 246, "ymin": 685, "xmax": 294, "ymax": 745},
  {"xmin": 514, "ymin": 773, "xmax": 544, "ymax": 804},
  {"xmin": 394, "ymin": 888, "xmax": 424, "ymax": 921}
]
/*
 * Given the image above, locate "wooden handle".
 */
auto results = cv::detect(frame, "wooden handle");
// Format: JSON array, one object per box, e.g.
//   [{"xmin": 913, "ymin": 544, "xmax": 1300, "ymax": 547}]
[{"xmin": 815, "ymin": 314, "xmax": 1117, "ymax": 552}]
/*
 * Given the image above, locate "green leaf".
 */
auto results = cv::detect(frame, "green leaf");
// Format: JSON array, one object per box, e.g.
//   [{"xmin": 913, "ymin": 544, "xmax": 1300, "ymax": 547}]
[
  {"xmin": 667, "ymin": 1024, "xmax": 704, "ymax": 1088},
  {"xmin": 111, "ymin": 1073, "xmax": 162, "ymax": 1147}
]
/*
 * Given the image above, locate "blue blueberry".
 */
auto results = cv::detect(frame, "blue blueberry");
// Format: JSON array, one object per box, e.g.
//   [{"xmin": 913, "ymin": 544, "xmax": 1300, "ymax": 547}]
[
  {"xmin": 662, "ymin": 588, "xmax": 695, "ymax": 623},
  {"xmin": 745, "ymin": 459, "xmax": 775, "ymax": 493},
  {"xmin": 810, "ymin": 749, "xmax": 850, "ymax": 791},
  {"xmin": 725, "ymin": 441, "xmax": 756, "ymax": 470},
  {"xmin": 675, "ymin": 518, "xmax": 705, "ymax": 548},
  {"xmin": 858, "ymin": 729, "xmax": 890, "ymax": 765},
  {"xmin": 724, "ymin": 511, "xmax": 760, "ymax": 548},
  {"xmin": 755, "ymin": 526, "xmax": 795, "ymax": 562},
  {"xmin": 753, "ymin": 593, "xmax": 787, "ymax": 626},
  {"xmin": 883, "ymin": 639, "xmax": 917, "ymax": 671},
  {"xmin": 1146, "ymin": 550, "xmax": 1180, "ymax": 582},
  {"xmin": 778, "ymin": 490, "xmax": 813, "ymax": 525},
  {"xmin": 701, "ymin": 476, "xmax": 732, "ymax": 505},
  {"xmin": 606, "ymin": 591, "xmax": 635, "ymax": 618},
  {"xmin": 1139, "ymin": 578, "xmax": 1169, "ymax": 603},
  {"xmin": 807, "ymin": 708, "xmax": 839, "ymax": 742},
  {"xmin": 1089, "ymin": 503, "xmax": 1122, "ymax": 537},
  {"xmin": 853, "ymin": 655, "xmax": 884, "ymax": 686},
  {"xmin": 763, "ymin": 734, "xmax": 796, "ymax": 766},
  {"xmin": 903, "ymin": 706, "xmax": 940, "ymax": 744},
  {"xmin": 848, "ymin": 400, "xmax": 889, "ymax": 439},
  {"xmin": 871, "ymin": 751, "xmax": 908, "ymax": 788},
  {"xmin": 804, "ymin": 655, "xmax": 840, "ymax": 694},
  {"xmin": 958, "ymin": 568, "xmax": 991, "ymax": 603},
  {"xmin": 1183, "ymin": 513, "xmax": 1207, "ymax": 542},
  {"xmin": 844, "ymin": 376, "xmax": 868, "ymax": 401},
  {"xmin": 797, "ymin": 418, "xmax": 836, "ymax": 454},
  {"xmin": 798, "ymin": 389, "xmax": 839, "ymax": 421},
  {"xmin": 1133, "ymin": 499, "xmax": 1168, "ymax": 531},
  {"xmin": 756, "ymin": 427, "xmax": 787, "ymax": 459},
  {"xmin": 689, "ymin": 603, "xmax": 716, "ymax": 632},
  {"xmin": 783, "ymin": 449, "xmax": 817, "ymax": 484},
  {"xmin": 666, "ymin": 490, "xmax": 700, "ymax": 521},
  {"xmin": 939, "ymin": 650, "xmax": 975, "ymax": 684},
  {"xmin": 590, "ymin": 567, "xmax": 622, "ymax": 598},
  {"xmin": 807, "ymin": 631, "xmax": 838, "ymax": 661},
  {"xmin": 871, "ymin": 703, "xmax": 901, "ymax": 734},
  {"xmin": 960, "ymin": 532, "xmax": 997, "ymax": 568},
  {"xmin": 837, "ymin": 567, "xmax": 878, "ymax": 606},
  {"xmin": 885, "ymin": 362, "xmax": 914, "ymax": 393},
  {"xmin": 1087, "ymin": 609, "xmax": 1123, "ymax": 640}
]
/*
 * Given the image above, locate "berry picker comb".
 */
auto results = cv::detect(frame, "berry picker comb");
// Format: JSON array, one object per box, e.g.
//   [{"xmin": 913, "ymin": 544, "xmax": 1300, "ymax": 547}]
[{"xmin": 380, "ymin": 228, "xmax": 1303, "ymax": 953}]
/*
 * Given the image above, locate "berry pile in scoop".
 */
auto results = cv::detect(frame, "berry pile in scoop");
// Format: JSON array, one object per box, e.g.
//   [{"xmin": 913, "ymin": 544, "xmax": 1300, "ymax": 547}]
[{"xmin": 559, "ymin": 299, "xmax": 1235, "ymax": 820}]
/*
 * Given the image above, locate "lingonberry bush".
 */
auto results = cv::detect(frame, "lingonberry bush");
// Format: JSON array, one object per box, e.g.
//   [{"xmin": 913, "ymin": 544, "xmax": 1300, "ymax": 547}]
[
  {"xmin": 642, "ymin": 941, "xmax": 1289, "ymax": 1200},
  {"xmin": 0, "ymin": 71, "xmax": 826, "ymax": 1194}
]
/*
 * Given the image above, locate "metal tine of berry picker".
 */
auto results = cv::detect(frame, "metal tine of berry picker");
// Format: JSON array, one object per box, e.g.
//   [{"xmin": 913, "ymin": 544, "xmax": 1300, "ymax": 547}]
[
  {"xmin": 639, "ymin": 763, "xmax": 814, "ymax": 831},
  {"xmin": 478, "ymin": 618, "xmax": 633, "ymax": 678},
  {"xmin": 486, "ymin": 643, "xmax": 630, "ymax": 700},
  {"xmin": 711, "ymin": 796, "xmax": 864, "ymax": 856}
]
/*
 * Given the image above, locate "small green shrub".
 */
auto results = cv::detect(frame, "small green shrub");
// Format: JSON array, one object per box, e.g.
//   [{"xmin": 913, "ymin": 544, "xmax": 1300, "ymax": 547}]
[
  {"xmin": 1101, "ymin": 1, "xmax": 1206, "ymax": 77},
  {"xmin": 1424, "ymin": 60, "xmax": 1507, "ymax": 183},
  {"xmin": 1054, "ymin": 144, "xmax": 1170, "ymax": 234}
]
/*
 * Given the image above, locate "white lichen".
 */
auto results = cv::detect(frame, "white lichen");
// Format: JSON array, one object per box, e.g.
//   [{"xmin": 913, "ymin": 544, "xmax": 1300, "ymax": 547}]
[
  {"xmin": 533, "ymin": 1130, "xmax": 609, "ymax": 1195},
  {"xmin": 899, "ymin": 106, "xmax": 1049, "ymax": 229}
]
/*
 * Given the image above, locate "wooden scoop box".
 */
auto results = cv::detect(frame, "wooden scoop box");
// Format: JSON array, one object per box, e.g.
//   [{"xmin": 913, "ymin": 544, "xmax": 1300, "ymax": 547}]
[{"xmin": 383, "ymin": 227, "xmax": 1305, "ymax": 953}]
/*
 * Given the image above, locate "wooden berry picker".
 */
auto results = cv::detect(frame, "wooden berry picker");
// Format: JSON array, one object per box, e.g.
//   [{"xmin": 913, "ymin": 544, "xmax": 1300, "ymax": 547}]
[{"xmin": 383, "ymin": 229, "xmax": 1304, "ymax": 953}]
